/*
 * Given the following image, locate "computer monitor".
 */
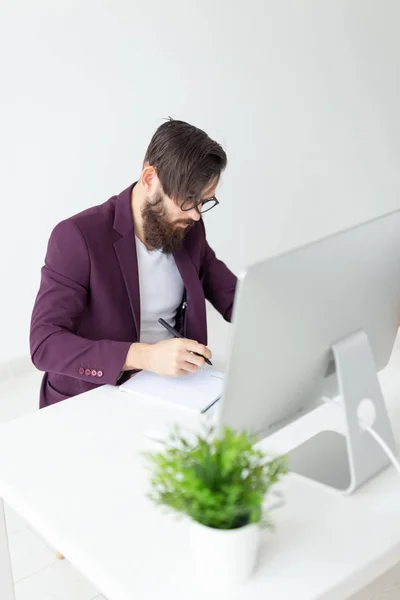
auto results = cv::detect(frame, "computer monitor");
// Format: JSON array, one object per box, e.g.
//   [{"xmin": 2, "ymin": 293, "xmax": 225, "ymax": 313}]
[{"xmin": 217, "ymin": 209, "xmax": 400, "ymax": 494}]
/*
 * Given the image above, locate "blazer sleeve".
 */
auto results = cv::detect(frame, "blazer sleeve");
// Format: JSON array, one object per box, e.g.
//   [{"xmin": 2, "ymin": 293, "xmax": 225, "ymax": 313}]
[
  {"xmin": 30, "ymin": 220, "xmax": 131, "ymax": 385},
  {"xmin": 200, "ymin": 222, "xmax": 238, "ymax": 322}
]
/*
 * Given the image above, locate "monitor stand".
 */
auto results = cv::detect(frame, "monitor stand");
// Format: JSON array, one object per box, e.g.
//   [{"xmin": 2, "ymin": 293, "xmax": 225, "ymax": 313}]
[{"xmin": 287, "ymin": 330, "xmax": 397, "ymax": 494}]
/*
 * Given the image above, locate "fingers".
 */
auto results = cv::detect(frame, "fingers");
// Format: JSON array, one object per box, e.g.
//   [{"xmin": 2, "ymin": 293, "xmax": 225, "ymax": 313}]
[
  {"xmin": 180, "ymin": 361, "xmax": 199, "ymax": 374},
  {"xmin": 178, "ymin": 351, "xmax": 207, "ymax": 374},
  {"xmin": 175, "ymin": 368, "xmax": 190, "ymax": 376},
  {"xmin": 183, "ymin": 351, "xmax": 205, "ymax": 369},
  {"xmin": 183, "ymin": 339, "xmax": 212, "ymax": 361},
  {"xmin": 162, "ymin": 338, "xmax": 212, "ymax": 377}
]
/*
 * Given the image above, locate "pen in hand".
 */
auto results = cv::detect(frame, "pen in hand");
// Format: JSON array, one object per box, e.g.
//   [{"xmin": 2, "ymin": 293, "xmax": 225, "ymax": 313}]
[{"xmin": 158, "ymin": 318, "xmax": 213, "ymax": 366}]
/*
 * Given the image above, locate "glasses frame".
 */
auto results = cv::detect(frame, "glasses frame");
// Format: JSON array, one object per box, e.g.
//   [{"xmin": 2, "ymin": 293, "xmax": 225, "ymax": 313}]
[{"xmin": 180, "ymin": 196, "xmax": 219, "ymax": 214}]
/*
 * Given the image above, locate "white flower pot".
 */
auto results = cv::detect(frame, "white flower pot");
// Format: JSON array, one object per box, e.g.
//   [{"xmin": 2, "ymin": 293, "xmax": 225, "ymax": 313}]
[{"xmin": 189, "ymin": 520, "xmax": 260, "ymax": 590}]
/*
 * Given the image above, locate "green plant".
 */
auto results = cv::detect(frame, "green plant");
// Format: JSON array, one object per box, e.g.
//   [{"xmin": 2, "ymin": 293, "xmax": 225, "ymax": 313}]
[{"xmin": 144, "ymin": 426, "xmax": 287, "ymax": 530}]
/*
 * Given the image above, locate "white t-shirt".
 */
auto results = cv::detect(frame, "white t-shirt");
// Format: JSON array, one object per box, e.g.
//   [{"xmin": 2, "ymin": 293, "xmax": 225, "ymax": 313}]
[{"xmin": 135, "ymin": 237, "xmax": 184, "ymax": 344}]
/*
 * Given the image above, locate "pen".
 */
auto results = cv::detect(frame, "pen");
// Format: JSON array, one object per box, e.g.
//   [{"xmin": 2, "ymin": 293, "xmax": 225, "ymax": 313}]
[{"xmin": 158, "ymin": 318, "xmax": 213, "ymax": 366}]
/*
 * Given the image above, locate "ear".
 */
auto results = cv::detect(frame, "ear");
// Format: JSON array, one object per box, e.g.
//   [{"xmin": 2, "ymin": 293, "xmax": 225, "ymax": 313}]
[{"xmin": 140, "ymin": 164, "xmax": 158, "ymax": 193}]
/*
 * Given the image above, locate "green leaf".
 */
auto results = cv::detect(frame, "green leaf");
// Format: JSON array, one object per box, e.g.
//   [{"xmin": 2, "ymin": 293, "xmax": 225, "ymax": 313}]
[{"xmin": 143, "ymin": 425, "xmax": 287, "ymax": 530}]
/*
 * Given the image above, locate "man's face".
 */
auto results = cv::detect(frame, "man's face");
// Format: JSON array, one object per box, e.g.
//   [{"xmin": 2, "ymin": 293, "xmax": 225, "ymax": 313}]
[{"xmin": 142, "ymin": 180, "xmax": 216, "ymax": 254}]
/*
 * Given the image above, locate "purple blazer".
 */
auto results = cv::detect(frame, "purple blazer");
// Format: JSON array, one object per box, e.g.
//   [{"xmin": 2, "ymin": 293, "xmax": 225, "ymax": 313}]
[{"xmin": 30, "ymin": 184, "xmax": 237, "ymax": 408}]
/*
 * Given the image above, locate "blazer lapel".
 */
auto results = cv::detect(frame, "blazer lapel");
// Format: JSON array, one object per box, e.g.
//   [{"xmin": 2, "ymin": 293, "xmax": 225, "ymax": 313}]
[
  {"xmin": 113, "ymin": 185, "xmax": 141, "ymax": 339},
  {"xmin": 174, "ymin": 247, "xmax": 207, "ymax": 345}
]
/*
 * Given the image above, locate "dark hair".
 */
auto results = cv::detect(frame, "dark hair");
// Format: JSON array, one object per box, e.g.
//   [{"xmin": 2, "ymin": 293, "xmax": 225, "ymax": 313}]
[{"xmin": 144, "ymin": 118, "xmax": 227, "ymax": 202}]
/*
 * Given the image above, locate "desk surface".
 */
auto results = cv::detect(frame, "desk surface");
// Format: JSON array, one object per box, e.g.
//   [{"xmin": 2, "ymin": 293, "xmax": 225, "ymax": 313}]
[{"xmin": 0, "ymin": 351, "xmax": 400, "ymax": 600}]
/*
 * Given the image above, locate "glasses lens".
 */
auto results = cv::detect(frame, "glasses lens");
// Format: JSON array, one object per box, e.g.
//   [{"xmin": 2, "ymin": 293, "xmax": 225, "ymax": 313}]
[
  {"xmin": 180, "ymin": 198, "xmax": 218, "ymax": 213},
  {"xmin": 180, "ymin": 199, "xmax": 194, "ymax": 211},
  {"xmin": 199, "ymin": 198, "xmax": 218, "ymax": 213}
]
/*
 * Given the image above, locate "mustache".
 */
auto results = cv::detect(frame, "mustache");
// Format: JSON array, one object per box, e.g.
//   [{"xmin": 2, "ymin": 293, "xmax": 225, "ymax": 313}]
[{"xmin": 173, "ymin": 219, "xmax": 194, "ymax": 226}]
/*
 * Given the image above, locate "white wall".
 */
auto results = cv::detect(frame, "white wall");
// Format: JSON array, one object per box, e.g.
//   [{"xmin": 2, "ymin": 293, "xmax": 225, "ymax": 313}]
[{"xmin": 1, "ymin": 0, "xmax": 400, "ymax": 363}]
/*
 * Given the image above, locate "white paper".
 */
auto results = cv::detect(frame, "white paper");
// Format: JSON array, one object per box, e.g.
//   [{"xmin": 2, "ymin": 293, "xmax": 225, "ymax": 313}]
[{"xmin": 119, "ymin": 367, "xmax": 224, "ymax": 412}]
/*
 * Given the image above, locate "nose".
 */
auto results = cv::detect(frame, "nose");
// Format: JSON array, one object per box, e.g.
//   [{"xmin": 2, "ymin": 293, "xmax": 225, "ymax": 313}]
[{"xmin": 187, "ymin": 207, "xmax": 201, "ymax": 221}]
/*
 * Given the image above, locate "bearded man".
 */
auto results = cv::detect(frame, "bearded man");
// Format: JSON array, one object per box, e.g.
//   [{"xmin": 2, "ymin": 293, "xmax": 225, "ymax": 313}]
[{"xmin": 30, "ymin": 119, "xmax": 237, "ymax": 408}]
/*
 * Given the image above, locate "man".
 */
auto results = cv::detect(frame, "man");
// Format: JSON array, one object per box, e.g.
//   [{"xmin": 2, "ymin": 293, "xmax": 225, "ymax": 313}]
[{"xmin": 30, "ymin": 119, "xmax": 237, "ymax": 409}]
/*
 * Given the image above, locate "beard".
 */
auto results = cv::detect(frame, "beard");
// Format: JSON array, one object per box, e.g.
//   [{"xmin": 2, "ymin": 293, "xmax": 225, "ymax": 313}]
[{"xmin": 141, "ymin": 191, "xmax": 194, "ymax": 254}]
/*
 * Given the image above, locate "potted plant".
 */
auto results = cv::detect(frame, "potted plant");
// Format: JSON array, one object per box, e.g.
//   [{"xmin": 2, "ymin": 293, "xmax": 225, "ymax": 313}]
[{"xmin": 145, "ymin": 426, "xmax": 287, "ymax": 589}]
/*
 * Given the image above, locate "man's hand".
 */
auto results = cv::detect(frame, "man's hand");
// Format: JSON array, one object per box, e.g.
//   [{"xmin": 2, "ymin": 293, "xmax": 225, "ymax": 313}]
[{"xmin": 123, "ymin": 339, "xmax": 212, "ymax": 376}]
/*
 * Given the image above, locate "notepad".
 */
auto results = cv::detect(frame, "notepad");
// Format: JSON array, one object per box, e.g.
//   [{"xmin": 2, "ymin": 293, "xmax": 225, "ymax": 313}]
[{"xmin": 119, "ymin": 367, "xmax": 224, "ymax": 413}]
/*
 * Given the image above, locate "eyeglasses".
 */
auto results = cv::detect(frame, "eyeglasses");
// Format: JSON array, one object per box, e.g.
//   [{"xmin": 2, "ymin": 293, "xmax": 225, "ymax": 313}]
[{"xmin": 180, "ymin": 196, "xmax": 219, "ymax": 214}]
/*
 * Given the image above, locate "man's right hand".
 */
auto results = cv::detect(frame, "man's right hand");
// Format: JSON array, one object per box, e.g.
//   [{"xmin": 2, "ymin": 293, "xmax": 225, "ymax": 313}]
[{"xmin": 123, "ymin": 339, "xmax": 212, "ymax": 376}]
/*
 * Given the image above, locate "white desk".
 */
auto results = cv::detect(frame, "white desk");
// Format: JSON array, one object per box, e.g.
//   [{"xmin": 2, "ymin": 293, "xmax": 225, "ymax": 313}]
[{"xmin": 0, "ymin": 352, "xmax": 400, "ymax": 600}]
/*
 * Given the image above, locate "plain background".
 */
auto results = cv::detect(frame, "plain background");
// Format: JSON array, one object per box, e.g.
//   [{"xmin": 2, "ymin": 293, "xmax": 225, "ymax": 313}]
[{"xmin": 1, "ymin": 0, "xmax": 400, "ymax": 364}]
